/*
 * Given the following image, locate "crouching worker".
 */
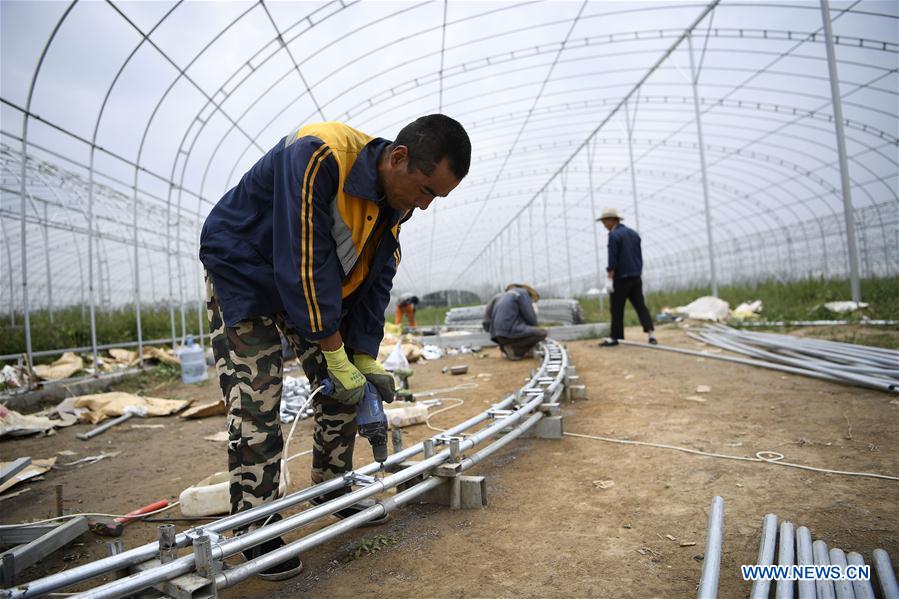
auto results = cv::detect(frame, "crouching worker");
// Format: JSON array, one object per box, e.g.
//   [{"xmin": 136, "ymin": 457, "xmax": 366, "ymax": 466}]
[
  {"xmin": 200, "ymin": 116, "xmax": 471, "ymax": 579},
  {"xmin": 484, "ymin": 284, "xmax": 547, "ymax": 360}
]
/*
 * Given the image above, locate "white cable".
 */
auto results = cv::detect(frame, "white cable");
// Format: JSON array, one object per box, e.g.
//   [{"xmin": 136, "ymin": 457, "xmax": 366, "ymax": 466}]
[
  {"xmin": 0, "ymin": 501, "xmax": 181, "ymax": 528},
  {"xmin": 280, "ymin": 384, "xmax": 325, "ymax": 493},
  {"xmin": 412, "ymin": 382, "xmax": 478, "ymax": 398},
  {"xmin": 564, "ymin": 432, "xmax": 899, "ymax": 481},
  {"xmin": 425, "ymin": 398, "xmax": 466, "ymax": 432}
]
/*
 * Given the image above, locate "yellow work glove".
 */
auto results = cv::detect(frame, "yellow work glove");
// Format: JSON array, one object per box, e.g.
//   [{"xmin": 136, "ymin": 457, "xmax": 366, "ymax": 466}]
[
  {"xmin": 353, "ymin": 354, "xmax": 397, "ymax": 404},
  {"xmin": 322, "ymin": 345, "xmax": 366, "ymax": 405}
]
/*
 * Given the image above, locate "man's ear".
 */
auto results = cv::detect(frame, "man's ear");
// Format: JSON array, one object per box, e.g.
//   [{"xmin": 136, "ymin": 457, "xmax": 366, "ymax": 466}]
[{"xmin": 389, "ymin": 145, "xmax": 408, "ymax": 168}]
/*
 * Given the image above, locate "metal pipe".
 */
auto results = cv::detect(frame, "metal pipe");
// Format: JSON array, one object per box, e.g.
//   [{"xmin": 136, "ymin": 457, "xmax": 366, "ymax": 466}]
[
  {"xmin": 776, "ymin": 521, "xmax": 795, "ymax": 599},
  {"xmin": 77, "ymin": 391, "xmax": 551, "ymax": 599},
  {"xmin": 216, "ymin": 475, "xmax": 443, "ymax": 590},
  {"xmin": 687, "ymin": 33, "xmax": 718, "ymax": 298},
  {"xmin": 697, "ymin": 495, "xmax": 724, "ymax": 599},
  {"xmin": 623, "ymin": 98, "xmax": 640, "ymax": 232},
  {"xmin": 76, "ymin": 412, "xmax": 135, "ymax": 441},
  {"xmin": 819, "ymin": 0, "xmax": 862, "ymax": 303},
  {"xmin": 796, "ymin": 526, "xmax": 815, "ymax": 599},
  {"xmin": 828, "ymin": 548, "xmax": 856, "ymax": 599},
  {"xmin": 222, "ymin": 401, "xmax": 548, "ymax": 588},
  {"xmin": 873, "ymin": 549, "xmax": 898, "ymax": 599},
  {"xmin": 42, "ymin": 203, "xmax": 53, "ymax": 324},
  {"xmin": 845, "ymin": 552, "xmax": 875, "ymax": 599},
  {"xmin": 13, "ymin": 342, "xmax": 565, "ymax": 598},
  {"xmin": 691, "ymin": 331, "xmax": 897, "ymax": 393},
  {"xmin": 813, "ymin": 540, "xmax": 837, "ymax": 599},
  {"xmin": 750, "ymin": 514, "xmax": 779, "ymax": 599},
  {"xmin": 619, "ymin": 340, "xmax": 848, "ymax": 386}
]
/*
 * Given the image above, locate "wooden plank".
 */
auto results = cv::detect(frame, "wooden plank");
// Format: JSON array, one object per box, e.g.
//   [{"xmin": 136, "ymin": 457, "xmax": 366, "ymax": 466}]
[
  {"xmin": 0, "ymin": 517, "xmax": 88, "ymax": 585},
  {"xmin": 0, "ymin": 458, "xmax": 31, "ymax": 485}
]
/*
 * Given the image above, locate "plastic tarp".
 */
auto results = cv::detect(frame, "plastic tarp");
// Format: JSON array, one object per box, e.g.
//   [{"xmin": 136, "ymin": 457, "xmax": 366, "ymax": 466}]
[{"xmin": 674, "ymin": 296, "xmax": 731, "ymax": 322}]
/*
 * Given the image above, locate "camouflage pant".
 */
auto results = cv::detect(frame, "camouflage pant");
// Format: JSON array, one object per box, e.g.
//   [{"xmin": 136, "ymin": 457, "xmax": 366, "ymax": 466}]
[{"xmin": 205, "ymin": 272, "xmax": 357, "ymax": 519}]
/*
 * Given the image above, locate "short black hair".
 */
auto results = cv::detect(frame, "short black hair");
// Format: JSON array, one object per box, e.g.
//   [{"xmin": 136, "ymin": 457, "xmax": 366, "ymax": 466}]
[{"xmin": 395, "ymin": 114, "xmax": 471, "ymax": 180}]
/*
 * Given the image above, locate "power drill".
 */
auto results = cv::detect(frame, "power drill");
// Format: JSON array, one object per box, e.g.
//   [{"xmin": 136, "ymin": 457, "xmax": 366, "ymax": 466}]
[{"xmin": 320, "ymin": 379, "xmax": 389, "ymax": 464}]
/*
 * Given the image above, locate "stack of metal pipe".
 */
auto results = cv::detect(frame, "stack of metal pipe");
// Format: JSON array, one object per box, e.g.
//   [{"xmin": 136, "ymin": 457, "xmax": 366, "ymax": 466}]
[
  {"xmin": 689, "ymin": 325, "xmax": 898, "ymax": 394},
  {"xmin": 747, "ymin": 514, "xmax": 897, "ymax": 599},
  {"xmin": 697, "ymin": 498, "xmax": 898, "ymax": 599},
  {"xmin": 1, "ymin": 340, "xmax": 572, "ymax": 599}
]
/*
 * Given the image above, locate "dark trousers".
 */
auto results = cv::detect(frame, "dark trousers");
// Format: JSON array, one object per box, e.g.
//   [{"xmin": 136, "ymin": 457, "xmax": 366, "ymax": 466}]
[
  {"xmin": 610, "ymin": 276, "xmax": 654, "ymax": 340},
  {"xmin": 495, "ymin": 327, "xmax": 548, "ymax": 358}
]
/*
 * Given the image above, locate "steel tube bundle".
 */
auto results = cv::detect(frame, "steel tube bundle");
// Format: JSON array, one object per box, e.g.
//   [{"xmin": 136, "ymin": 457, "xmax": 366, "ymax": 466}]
[{"xmin": 688, "ymin": 325, "xmax": 898, "ymax": 394}]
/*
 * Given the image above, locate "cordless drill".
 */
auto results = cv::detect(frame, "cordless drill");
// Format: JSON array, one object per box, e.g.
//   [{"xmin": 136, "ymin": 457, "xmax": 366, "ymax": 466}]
[{"xmin": 320, "ymin": 379, "xmax": 389, "ymax": 464}]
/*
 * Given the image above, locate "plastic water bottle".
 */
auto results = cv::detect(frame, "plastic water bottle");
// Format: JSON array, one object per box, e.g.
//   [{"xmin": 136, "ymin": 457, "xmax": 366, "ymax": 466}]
[{"xmin": 179, "ymin": 335, "xmax": 209, "ymax": 385}]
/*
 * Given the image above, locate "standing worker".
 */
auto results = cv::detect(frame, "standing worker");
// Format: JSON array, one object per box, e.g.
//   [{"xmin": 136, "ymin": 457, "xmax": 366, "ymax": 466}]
[
  {"xmin": 394, "ymin": 292, "xmax": 420, "ymax": 328},
  {"xmin": 596, "ymin": 208, "xmax": 657, "ymax": 347},
  {"xmin": 200, "ymin": 115, "xmax": 471, "ymax": 579},
  {"xmin": 483, "ymin": 284, "xmax": 547, "ymax": 360}
]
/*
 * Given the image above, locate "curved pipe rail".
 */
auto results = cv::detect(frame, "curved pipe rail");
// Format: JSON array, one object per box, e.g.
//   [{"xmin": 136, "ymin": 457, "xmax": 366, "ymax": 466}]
[{"xmin": 3, "ymin": 339, "xmax": 570, "ymax": 599}]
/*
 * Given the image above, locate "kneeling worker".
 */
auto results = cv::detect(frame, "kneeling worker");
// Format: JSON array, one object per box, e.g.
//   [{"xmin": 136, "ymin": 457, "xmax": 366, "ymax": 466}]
[
  {"xmin": 484, "ymin": 284, "xmax": 547, "ymax": 360},
  {"xmin": 200, "ymin": 115, "xmax": 471, "ymax": 579}
]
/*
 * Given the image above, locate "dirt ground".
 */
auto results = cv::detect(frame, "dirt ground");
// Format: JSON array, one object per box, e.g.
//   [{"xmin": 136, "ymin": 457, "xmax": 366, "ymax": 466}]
[{"xmin": 2, "ymin": 324, "xmax": 897, "ymax": 598}]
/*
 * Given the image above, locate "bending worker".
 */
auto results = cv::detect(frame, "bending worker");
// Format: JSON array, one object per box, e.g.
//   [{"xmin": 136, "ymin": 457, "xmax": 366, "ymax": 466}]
[
  {"xmin": 200, "ymin": 116, "xmax": 471, "ymax": 579},
  {"xmin": 596, "ymin": 208, "xmax": 656, "ymax": 347},
  {"xmin": 484, "ymin": 284, "xmax": 547, "ymax": 360},
  {"xmin": 394, "ymin": 292, "xmax": 420, "ymax": 327}
]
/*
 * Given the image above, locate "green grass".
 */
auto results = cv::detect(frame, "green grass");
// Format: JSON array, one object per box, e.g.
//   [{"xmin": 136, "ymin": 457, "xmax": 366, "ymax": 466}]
[
  {"xmin": 578, "ymin": 276, "xmax": 899, "ymax": 349},
  {"xmin": 0, "ymin": 304, "xmax": 189, "ymax": 362},
  {"xmin": 578, "ymin": 276, "xmax": 899, "ymax": 327}
]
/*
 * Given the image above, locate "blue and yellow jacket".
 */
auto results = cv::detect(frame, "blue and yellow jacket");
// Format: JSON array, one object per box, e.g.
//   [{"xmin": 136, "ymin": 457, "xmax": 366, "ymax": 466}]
[{"xmin": 199, "ymin": 122, "xmax": 407, "ymax": 357}]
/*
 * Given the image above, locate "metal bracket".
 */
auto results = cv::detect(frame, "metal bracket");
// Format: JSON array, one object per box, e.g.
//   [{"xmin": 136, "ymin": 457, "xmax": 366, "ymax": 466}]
[
  {"xmin": 185, "ymin": 528, "xmax": 224, "ymax": 546},
  {"xmin": 486, "ymin": 408, "xmax": 513, "ymax": 419},
  {"xmin": 342, "ymin": 472, "xmax": 377, "ymax": 486}
]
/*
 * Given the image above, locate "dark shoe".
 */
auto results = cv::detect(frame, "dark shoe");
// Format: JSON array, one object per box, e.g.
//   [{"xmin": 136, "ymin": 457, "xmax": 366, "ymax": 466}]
[
  {"xmin": 648, "ymin": 337, "xmax": 658, "ymax": 345},
  {"xmin": 309, "ymin": 495, "xmax": 391, "ymax": 527},
  {"xmin": 242, "ymin": 514, "xmax": 303, "ymax": 581},
  {"xmin": 599, "ymin": 339, "xmax": 619, "ymax": 347}
]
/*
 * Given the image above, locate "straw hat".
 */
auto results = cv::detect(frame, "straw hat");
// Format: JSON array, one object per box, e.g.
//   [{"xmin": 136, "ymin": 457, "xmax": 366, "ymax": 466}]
[
  {"xmin": 506, "ymin": 283, "xmax": 539, "ymax": 302},
  {"xmin": 596, "ymin": 207, "xmax": 623, "ymax": 221}
]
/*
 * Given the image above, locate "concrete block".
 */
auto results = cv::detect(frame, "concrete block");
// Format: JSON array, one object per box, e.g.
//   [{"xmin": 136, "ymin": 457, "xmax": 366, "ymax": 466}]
[
  {"xmin": 537, "ymin": 415, "xmax": 563, "ymax": 439},
  {"xmin": 422, "ymin": 475, "xmax": 487, "ymax": 509}
]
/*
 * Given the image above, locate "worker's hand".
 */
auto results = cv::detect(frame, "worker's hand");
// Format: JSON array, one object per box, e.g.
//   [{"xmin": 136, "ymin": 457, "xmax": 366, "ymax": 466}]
[
  {"xmin": 604, "ymin": 278, "xmax": 615, "ymax": 294},
  {"xmin": 322, "ymin": 345, "xmax": 366, "ymax": 405},
  {"xmin": 352, "ymin": 354, "xmax": 397, "ymax": 404}
]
